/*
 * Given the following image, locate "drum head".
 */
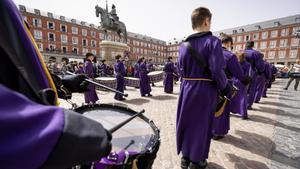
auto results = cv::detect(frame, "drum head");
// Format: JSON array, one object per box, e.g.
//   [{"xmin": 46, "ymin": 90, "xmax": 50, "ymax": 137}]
[
  {"xmin": 148, "ymin": 71, "xmax": 163, "ymax": 76},
  {"xmin": 95, "ymin": 77, "xmax": 116, "ymax": 81},
  {"xmin": 75, "ymin": 104, "xmax": 155, "ymax": 153}
]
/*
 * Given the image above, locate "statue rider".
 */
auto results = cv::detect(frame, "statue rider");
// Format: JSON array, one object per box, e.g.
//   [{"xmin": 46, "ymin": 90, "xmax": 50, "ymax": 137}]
[{"xmin": 110, "ymin": 4, "xmax": 119, "ymax": 22}]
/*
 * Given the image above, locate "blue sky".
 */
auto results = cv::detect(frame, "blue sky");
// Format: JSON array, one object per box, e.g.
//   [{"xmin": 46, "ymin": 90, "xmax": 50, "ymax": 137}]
[{"xmin": 13, "ymin": 0, "xmax": 300, "ymax": 41}]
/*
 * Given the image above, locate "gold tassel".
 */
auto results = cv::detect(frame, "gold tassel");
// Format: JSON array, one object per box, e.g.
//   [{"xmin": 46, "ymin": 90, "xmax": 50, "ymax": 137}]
[
  {"xmin": 214, "ymin": 99, "xmax": 228, "ymax": 117},
  {"xmin": 132, "ymin": 159, "xmax": 138, "ymax": 169}
]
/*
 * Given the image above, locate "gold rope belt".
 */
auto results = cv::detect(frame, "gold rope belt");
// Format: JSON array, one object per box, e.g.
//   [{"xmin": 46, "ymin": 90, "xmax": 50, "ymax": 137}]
[{"xmin": 182, "ymin": 77, "xmax": 213, "ymax": 81}]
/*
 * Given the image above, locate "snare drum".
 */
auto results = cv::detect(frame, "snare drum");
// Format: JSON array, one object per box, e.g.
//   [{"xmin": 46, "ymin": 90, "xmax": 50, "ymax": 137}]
[
  {"xmin": 74, "ymin": 104, "xmax": 160, "ymax": 169},
  {"xmin": 125, "ymin": 77, "xmax": 140, "ymax": 88},
  {"xmin": 148, "ymin": 71, "xmax": 164, "ymax": 83},
  {"xmin": 95, "ymin": 77, "xmax": 117, "ymax": 90}
]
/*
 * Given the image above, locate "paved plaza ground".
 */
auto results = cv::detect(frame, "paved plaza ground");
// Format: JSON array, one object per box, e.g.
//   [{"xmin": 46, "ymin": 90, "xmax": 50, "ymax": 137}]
[{"xmin": 60, "ymin": 79, "xmax": 300, "ymax": 169}]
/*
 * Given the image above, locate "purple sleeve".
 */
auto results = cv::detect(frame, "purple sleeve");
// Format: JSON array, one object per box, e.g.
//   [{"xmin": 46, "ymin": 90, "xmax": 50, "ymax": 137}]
[
  {"xmin": 0, "ymin": 84, "xmax": 64, "ymax": 169},
  {"xmin": 228, "ymin": 54, "xmax": 246, "ymax": 81},
  {"xmin": 208, "ymin": 39, "xmax": 228, "ymax": 90}
]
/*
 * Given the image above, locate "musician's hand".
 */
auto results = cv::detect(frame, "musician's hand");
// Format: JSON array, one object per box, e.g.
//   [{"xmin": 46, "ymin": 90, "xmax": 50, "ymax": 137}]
[
  {"xmin": 104, "ymin": 130, "xmax": 112, "ymax": 156},
  {"xmin": 241, "ymin": 76, "xmax": 252, "ymax": 86},
  {"xmin": 61, "ymin": 74, "xmax": 89, "ymax": 93},
  {"xmin": 220, "ymin": 83, "xmax": 233, "ymax": 98}
]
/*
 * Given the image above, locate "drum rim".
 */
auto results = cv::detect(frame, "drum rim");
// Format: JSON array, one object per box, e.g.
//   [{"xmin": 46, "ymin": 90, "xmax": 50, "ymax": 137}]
[{"xmin": 74, "ymin": 104, "xmax": 160, "ymax": 153}]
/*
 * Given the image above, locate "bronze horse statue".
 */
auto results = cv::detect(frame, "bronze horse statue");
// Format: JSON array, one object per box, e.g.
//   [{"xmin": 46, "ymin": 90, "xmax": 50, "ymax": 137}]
[{"xmin": 95, "ymin": 5, "xmax": 127, "ymax": 43}]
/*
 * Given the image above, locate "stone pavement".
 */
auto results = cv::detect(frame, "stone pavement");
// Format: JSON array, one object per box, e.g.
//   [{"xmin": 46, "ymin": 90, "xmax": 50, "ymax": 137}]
[{"xmin": 60, "ymin": 79, "xmax": 300, "ymax": 169}]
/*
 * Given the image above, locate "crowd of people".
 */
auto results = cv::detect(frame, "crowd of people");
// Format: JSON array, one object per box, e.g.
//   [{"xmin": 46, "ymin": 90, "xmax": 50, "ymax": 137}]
[{"xmin": 176, "ymin": 7, "xmax": 278, "ymax": 169}]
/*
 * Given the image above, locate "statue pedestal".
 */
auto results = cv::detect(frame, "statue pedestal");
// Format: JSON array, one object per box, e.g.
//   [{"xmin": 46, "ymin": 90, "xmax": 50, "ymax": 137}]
[{"xmin": 100, "ymin": 41, "xmax": 129, "ymax": 66}]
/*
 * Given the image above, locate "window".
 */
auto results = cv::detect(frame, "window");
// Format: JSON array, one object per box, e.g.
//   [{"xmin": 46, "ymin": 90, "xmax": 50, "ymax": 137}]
[
  {"xmin": 73, "ymin": 48, "xmax": 78, "ymax": 54},
  {"xmin": 91, "ymin": 49, "xmax": 97, "ymax": 55},
  {"xmin": 72, "ymin": 27, "xmax": 78, "ymax": 34},
  {"xmin": 279, "ymin": 39, "xmax": 288, "ymax": 48},
  {"xmin": 270, "ymin": 30, "xmax": 278, "ymax": 38},
  {"xmin": 99, "ymin": 33, "xmax": 105, "ymax": 39},
  {"xmin": 47, "ymin": 22, "xmax": 55, "ymax": 30},
  {"xmin": 72, "ymin": 37, "xmax": 78, "ymax": 45},
  {"xmin": 244, "ymin": 35, "xmax": 250, "ymax": 42},
  {"xmin": 278, "ymin": 50, "xmax": 286, "ymax": 59},
  {"xmin": 289, "ymin": 50, "xmax": 298, "ymax": 58},
  {"xmin": 268, "ymin": 51, "xmax": 276, "ymax": 59},
  {"xmin": 107, "ymin": 35, "xmax": 111, "ymax": 40},
  {"xmin": 33, "ymin": 18, "xmax": 42, "ymax": 27},
  {"xmin": 33, "ymin": 30, "xmax": 42, "ymax": 40},
  {"xmin": 254, "ymin": 43, "xmax": 258, "ymax": 49},
  {"xmin": 61, "ymin": 34, "xmax": 68, "ymax": 43},
  {"xmin": 291, "ymin": 38, "xmax": 300, "ymax": 47},
  {"xmin": 253, "ymin": 33, "xmax": 259, "ymax": 40},
  {"xmin": 262, "ymin": 32, "xmax": 268, "ymax": 39},
  {"xmin": 91, "ymin": 31, "xmax": 96, "ymax": 37},
  {"xmin": 237, "ymin": 36, "xmax": 243, "ymax": 42},
  {"xmin": 37, "ymin": 43, "xmax": 43, "ymax": 51},
  {"xmin": 62, "ymin": 46, "xmax": 67, "ymax": 54},
  {"xmin": 60, "ymin": 24, "xmax": 67, "ymax": 32},
  {"xmin": 281, "ymin": 28, "xmax": 289, "ymax": 36},
  {"xmin": 260, "ymin": 41, "xmax": 267, "ymax": 49},
  {"xmin": 82, "ymin": 39, "xmax": 87, "ymax": 46},
  {"xmin": 82, "ymin": 29, "xmax": 87, "ymax": 36},
  {"xmin": 82, "ymin": 48, "xmax": 89, "ymax": 55},
  {"xmin": 269, "ymin": 40, "xmax": 277, "ymax": 48},
  {"xmin": 292, "ymin": 26, "xmax": 300, "ymax": 34},
  {"xmin": 91, "ymin": 40, "xmax": 96, "ymax": 47},
  {"xmin": 48, "ymin": 33, "xmax": 55, "ymax": 41},
  {"xmin": 49, "ymin": 44, "xmax": 56, "ymax": 51}
]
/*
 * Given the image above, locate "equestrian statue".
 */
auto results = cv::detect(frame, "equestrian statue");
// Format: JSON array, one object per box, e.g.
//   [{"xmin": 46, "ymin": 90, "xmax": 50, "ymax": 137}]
[{"xmin": 95, "ymin": 2, "xmax": 128, "ymax": 43}]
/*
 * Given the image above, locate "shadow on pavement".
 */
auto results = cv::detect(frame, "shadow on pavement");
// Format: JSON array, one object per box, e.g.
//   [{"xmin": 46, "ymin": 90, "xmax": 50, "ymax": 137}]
[
  {"xmin": 256, "ymin": 105, "xmax": 300, "ymax": 118},
  {"xmin": 207, "ymin": 162, "xmax": 226, "ymax": 169},
  {"xmin": 220, "ymin": 131, "xmax": 273, "ymax": 158},
  {"xmin": 148, "ymin": 95, "xmax": 177, "ymax": 100},
  {"xmin": 249, "ymin": 114, "xmax": 300, "ymax": 133},
  {"xmin": 227, "ymin": 154, "xmax": 269, "ymax": 169},
  {"xmin": 122, "ymin": 98, "xmax": 150, "ymax": 105},
  {"xmin": 258, "ymin": 101, "xmax": 300, "ymax": 110},
  {"xmin": 270, "ymin": 149, "xmax": 300, "ymax": 169}
]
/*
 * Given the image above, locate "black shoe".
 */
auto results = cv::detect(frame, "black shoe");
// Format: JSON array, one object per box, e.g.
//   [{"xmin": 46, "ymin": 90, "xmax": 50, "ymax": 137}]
[
  {"xmin": 254, "ymin": 101, "xmax": 259, "ymax": 103},
  {"xmin": 242, "ymin": 116, "xmax": 249, "ymax": 120},
  {"xmin": 147, "ymin": 94, "xmax": 153, "ymax": 97},
  {"xmin": 283, "ymin": 88, "xmax": 288, "ymax": 90},
  {"xmin": 115, "ymin": 97, "xmax": 126, "ymax": 101},
  {"xmin": 247, "ymin": 106, "xmax": 253, "ymax": 110},
  {"xmin": 181, "ymin": 157, "xmax": 190, "ymax": 169},
  {"xmin": 189, "ymin": 160, "xmax": 207, "ymax": 169},
  {"xmin": 212, "ymin": 135, "xmax": 225, "ymax": 140},
  {"xmin": 141, "ymin": 95, "xmax": 146, "ymax": 97},
  {"xmin": 262, "ymin": 96, "xmax": 267, "ymax": 98}
]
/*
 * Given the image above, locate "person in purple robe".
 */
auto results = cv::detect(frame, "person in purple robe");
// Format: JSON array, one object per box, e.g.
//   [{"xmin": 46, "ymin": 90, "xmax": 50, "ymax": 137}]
[
  {"xmin": 134, "ymin": 61, "xmax": 140, "ymax": 78},
  {"xmin": 255, "ymin": 59, "xmax": 271, "ymax": 102},
  {"xmin": 147, "ymin": 59, "xmax": 156, "ymax": 86},
  {"xmin": 98, "ymin": 59, "xmax": 111, "ymax": 77},
  {"xmin": 0, "ymin": 1, "xmax": 111, "ymax": 168},
  {"xmin": 176, "ymin": 7, "xmax": 231, "ymax": 169},
  {"xmin": 139, "ymin": 57, "xmax": 152, "ymax": 97},
  {"xmin": 244, "ymin": 41, "xmax": 265, "ymax": 110},
  {"xmin": 262, "ymin": 61, "xmax": 272, "ymax": 98},
  {"xmin": 212, "ymin": 34, "xmax": 251, "ymax": 140},
  {"xmin": 84, "ymin": 53, "xmax": 99, "ymax": 104},
  {"xmin": 75, "ymin": 62, "xmax": 85, "ymax": 74},
  {"xmin": 163, "ymin": 56, "xmax": 175, "ymax": 93},
  {"xmin": 114, "ymin": 55, "xmax": 126, "ymax": 101},
  {"xmin": 267, "ymin": 64, "xmax": 278, "ymax": 89},
  {"xmin": 231, "ymin": 52, "xmax": 252, "ymax": 119}
]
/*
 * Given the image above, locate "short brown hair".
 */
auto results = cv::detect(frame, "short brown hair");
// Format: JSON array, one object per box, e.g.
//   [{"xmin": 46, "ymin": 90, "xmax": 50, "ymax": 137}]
[
  {"xmin": 191, "ymin": 7, "xmax": 212, "ymax": 30},
  {"xmin": 236, "ymin": 51, "xmax": 246, "ymax": 63},
  {"xmin": 220, "ymin": 34, "xmax": 233, "ymax": 44}
]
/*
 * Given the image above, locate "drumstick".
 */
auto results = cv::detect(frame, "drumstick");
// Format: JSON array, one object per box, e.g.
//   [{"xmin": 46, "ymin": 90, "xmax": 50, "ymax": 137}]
[
  {"xmin": 124, "ymin": 140, "xmax": 135, "ymax": 150},
  {"xmin": 66, "ymin": 71, "xmax": 128, "ymax": 97},
  {"xmin": 109, "ymin": 109, "xmax": 145, "ymax": 133}
]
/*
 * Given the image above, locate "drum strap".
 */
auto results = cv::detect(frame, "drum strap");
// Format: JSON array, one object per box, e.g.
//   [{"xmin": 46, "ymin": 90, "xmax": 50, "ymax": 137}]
[{"xmin": 182, "ymin": 77, "xmax": 213, "ymax": 81}]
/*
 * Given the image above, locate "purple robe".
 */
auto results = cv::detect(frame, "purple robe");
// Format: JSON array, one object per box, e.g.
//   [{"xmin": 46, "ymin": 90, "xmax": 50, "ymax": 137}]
[
  {"xmin": 114, "ymin": 60, "xmax": 126, "ymax": 99},
  {"xmin": 84, "ymin": 60, "xmax": 99, "ymax": 103},
  {"xmin": 99, "ymin": 63, "xmax": 111, "ymax": 76},
  {"xmin": 244, "ymin": 48, "xmax": 265, "ymax": 108},
  {"xmin": 212, "ymin": 48, "xmax": 247, "ymax": 136},
  {"xmin": 134, "ymin": 62, "xmax": 140, "ymax": 78},
  {"xmin": 163, "ymin": 61, "xmax": 174, "ymax": 93},
  {"xmin": 139, "ymin": 62, "xmax": 151, "ymax": 95},
  {"xmin": 176, "ymin": 32, "xmax": 228, "ymax": 162},
  {"xmin": 76, "ymin": 67, "xmax": 85, "ymax": 74},
  {"xmin": 231, "ymin": 61, "xmax": 252, "ymax": 118}
]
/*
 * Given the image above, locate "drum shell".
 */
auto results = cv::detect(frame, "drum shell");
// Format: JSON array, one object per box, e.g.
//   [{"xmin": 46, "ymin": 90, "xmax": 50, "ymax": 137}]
[
  {"xmin": 94, "ymin": 77, "xmax": 117, "ymax": 90},
  {"xmin": 148, "ymin": 71, "xmax": 164, "ymax": 83},
  {"xmin": 124, "ymin": 77, "xmax": 140, "ymax": 87}
]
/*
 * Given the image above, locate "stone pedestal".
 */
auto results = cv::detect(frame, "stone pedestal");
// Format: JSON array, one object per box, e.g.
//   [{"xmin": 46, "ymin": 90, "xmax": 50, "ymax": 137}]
[{"xmin": 100, "ymin": 41, "xmax": 129, "ymax": 66}]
